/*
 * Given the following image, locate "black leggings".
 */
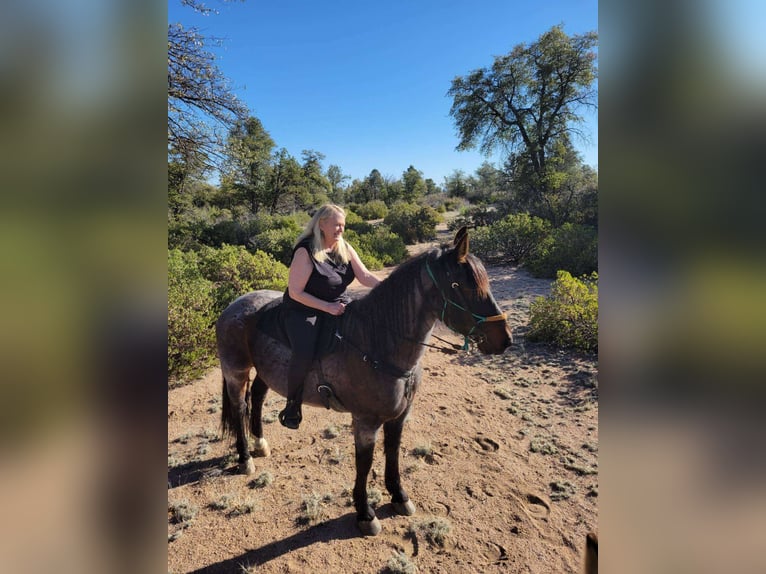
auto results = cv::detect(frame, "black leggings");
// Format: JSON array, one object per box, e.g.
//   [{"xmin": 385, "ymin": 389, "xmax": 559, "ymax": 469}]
[{"xmin": 284, "ymin": 309, "xmax": 322, "ymax": 399}]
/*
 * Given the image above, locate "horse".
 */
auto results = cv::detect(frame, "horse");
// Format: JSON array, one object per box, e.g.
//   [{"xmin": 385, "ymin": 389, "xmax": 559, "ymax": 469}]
[
  {"xmin": 215, "ymin": 226, "xmax": 512, "ymax": 536},
  {"xmin": 584, "ymin": 532, "xmax": 598, "ymax": 574}
]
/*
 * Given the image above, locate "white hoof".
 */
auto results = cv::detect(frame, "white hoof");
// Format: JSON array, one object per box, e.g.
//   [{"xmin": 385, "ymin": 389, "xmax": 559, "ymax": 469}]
[
  {"xmin": 238, "ymin": 458, "xmax": 256, "ymax": 475},
  {"xmin": 253, "ymin": 438, "xmax": 271, "ymax": 458},
  {"xmin": 358, "ymin": 517, "xmax": 382, "ymax": 536},
  {"xmin": 393, "ymin": 500, "xmax": 416, "ymax": 516}
]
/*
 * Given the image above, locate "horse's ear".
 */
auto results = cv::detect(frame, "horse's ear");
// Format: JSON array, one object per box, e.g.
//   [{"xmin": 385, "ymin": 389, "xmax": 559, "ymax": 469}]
[{"xmin": 453, "ymin": 226, "xmax": 469, "ymax": 262}]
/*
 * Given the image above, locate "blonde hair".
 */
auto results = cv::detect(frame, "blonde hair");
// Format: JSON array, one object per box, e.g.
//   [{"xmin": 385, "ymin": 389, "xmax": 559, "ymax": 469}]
[{"xmin": 295, "ymin": 203, "xmax": 351, "ymax": 264}]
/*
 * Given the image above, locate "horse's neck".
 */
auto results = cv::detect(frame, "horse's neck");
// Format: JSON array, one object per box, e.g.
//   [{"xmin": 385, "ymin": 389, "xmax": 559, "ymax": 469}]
[{"xmin": 350, "ymin": 266, "xmax": 438, "ymax": 368}]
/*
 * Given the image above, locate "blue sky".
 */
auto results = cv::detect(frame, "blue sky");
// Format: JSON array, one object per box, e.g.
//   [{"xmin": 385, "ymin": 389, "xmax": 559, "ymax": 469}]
[{"xmin": 169, "ymin": 0, "xmax": 598, "ymax": 184}]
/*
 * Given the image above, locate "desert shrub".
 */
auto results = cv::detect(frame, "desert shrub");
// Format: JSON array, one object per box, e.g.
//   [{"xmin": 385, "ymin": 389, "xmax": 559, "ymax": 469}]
[
  {"xmin": 168, "ymin": 217, "xmax": 208, "ymax": 251},
  {"xmin": 384, "ymin": 202, "xmax": 441, "ymax": 244},
  {"xmin": 470, "ymin": 213, "xmax": 552, "ymax": 264},
  {"xmin": 526, "ymin": 223, "xmax": 597, "ymax": 279},
  {"xmin": 355, "ymin": 199, "xmax": 389, "ymax": 220},
  {"xmin": 343, "ymin": 209, "xmax": 373, "ymax": 234},
  {"xmin": 196, "ymin": 244, "xmax": 288, "ymax": 312},
  {"xmin": 447, "ymin": 204, "xmax": 502, "ymax": 231},
  {"xmin": 249, "ymin": 226, "xmax": 296, "ymax": 266},
  {"xmin": 168, "ymin": 249, "xmax": 217, "ymax": 384},
  {"xmin": 527, "ymin": 270, "xmax": 598, "ymax": 352},
  {"xmin": 199, "ymin": 219, "xmax": 249, "ymax": 247},
  {"xmin": 353, "ymin": 224, "xmax": 408, "ymax": 267},
  {"xmin": 342, "ymin": 229, "xmax": 383, "ymax": 270},
  {"xmin": 247, "ymin": 214, "xmax": 305, "ymax": 264}
]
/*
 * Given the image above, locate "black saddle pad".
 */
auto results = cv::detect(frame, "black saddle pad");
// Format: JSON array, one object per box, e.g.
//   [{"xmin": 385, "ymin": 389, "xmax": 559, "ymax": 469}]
[{"xmin": 255, "ymin": 298, "xmax": 342, "ymax": 358}]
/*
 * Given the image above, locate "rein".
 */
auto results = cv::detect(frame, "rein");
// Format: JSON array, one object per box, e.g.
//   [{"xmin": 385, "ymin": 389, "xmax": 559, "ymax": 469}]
[
  {"xmin": 333, "ymin": 329, "xmax": 414, "ymax": 379},
  {"xmin": 425, "ymin": 258, "xmax": 507, "ymax": 350},
  {"xmin": 332, "ymin": 252, "xmax": 507, "ymax": 376}
]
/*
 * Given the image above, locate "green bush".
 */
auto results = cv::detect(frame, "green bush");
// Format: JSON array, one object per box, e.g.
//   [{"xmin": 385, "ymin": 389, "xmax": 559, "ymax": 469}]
[
  {"xmin": 527, "ymin": 270, "xmax": 598, "ymax": 352},
  {"xmin": 196, "ymin": 244, "xmax": 288, "ymax": 312},
  {"xmin": 470, "ymin": 213, "xmax": 552, "ymax": 264},
  {"xmin": 168, "ymin": 249, "xmax": 217, "ymax": 384},
  {"xmin": 343, "ymin": 209, "xmax": 373, "ymax": 234},
  {"xmin": 342, "ymin": 229, "xmax": 383, "ymax": 270},
  {"xmin": 384, "ymin": 202, "xmax": 441, "ymax": 244},
  {"xmin": 447, "ymin": 205, "xmax": 502, "ymax": 231},
  {"xmin": 352, "ymin": 224, "xmax": 408, "ymax": 267},
  {"xmin": 526, "ymin": 223, "xmax": 597, "ymax": 279},
  {"xmin": 249, "ymin": 227, "xmax": 296, "ymax": 266},
  {"xmin": 355, "ymin": 200, "xmax": 389, "ymax": 220}
]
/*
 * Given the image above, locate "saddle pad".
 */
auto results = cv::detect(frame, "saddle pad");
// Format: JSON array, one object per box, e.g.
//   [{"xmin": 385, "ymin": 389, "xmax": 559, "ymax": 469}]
[{"xmin": 255, "ymin": 298, "xmax": 342, "ymax": 358}]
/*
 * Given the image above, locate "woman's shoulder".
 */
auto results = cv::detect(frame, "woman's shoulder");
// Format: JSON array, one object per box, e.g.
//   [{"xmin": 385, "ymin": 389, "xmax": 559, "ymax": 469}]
[{"xmin": 291, "ymin": 238, "xmax": 315, "ymax": 262}]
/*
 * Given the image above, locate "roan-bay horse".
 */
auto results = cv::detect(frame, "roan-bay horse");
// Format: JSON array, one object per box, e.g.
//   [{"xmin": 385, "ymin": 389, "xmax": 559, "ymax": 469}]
[{"xmin": 216, "ymin": 227, "xmax": 512, "ymax": 535}]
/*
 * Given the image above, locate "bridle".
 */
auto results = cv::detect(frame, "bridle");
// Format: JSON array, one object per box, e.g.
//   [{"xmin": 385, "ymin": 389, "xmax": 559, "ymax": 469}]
[
  {"xmin": 425, "ymin": 258, "xmax": 507, "ymax": 350},
  {"xmin": 333, "ymin": 253, "xmax": 508, "ymax": 379}
]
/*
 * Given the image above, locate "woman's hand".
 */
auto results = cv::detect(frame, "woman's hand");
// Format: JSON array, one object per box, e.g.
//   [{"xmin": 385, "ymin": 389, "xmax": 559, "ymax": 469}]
[{"xmin": 326, "ymin": 301, "xmax": 346, "ymax": 316}]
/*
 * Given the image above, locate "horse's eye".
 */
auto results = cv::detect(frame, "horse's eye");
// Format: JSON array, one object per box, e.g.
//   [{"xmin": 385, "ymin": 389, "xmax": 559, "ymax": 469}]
[{"xmin": 451, "ymin": 282, "xmax": 459, "ymax": 289}]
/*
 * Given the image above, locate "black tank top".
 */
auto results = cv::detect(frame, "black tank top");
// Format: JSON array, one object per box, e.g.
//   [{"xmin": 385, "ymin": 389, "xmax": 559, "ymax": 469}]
[{"xmin": 284, "ymin": 238, "xmax": 355, "ymax": 312}]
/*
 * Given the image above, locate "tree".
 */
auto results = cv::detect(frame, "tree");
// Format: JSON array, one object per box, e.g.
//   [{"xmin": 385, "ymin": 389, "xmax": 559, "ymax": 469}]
[
  {"xmin": 168, "ymin": 1, "xmax": 247, "ymax": 164},
  {"xmin": 443, "ymin": 169, "xmax": 471, "ymax": 198},
  {"xmin": 424, "ymin": 178, "xmax": 441, "ymax": 195},
  {"xmin": 268, "ymin": 148, "xmax": 305, "ymax": 214},
  {"xmin": 326, "ymin": 164, "xmax": 349, "ymax": 203},
  {"xmin": 301, "ymin": 149, "xmax": 332, "ymax": 207},
  {"xmin": 362, "ymin": 169, "xmax": 385, "ymax": 203},
  {"xmin": 402, "ymin": 165, "xmax": 427, "ymax": 202},
  {"xmin": 472, "ymin": 161, "xmax": 504, "ymax": 203},
  {"xmin": 220, "ymin": 116, "xmax": 275, "ymax": 214},
  {"xmin": 168, "ymin": 140, "xmax": 209, "ymax": 215},
  {"xmin": 503, "ymin": 136, "xmax": 596, "ymax": 225},
  {"xmin": 448, "ymin": 25, "xmax": 597, "ymax": 224}
]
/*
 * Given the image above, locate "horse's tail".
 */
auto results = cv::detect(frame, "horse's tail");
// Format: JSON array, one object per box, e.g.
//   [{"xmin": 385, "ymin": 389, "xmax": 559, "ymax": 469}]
[{"xmin": 220, "ymin": 376, "xmax": 237, "ymax": 439}]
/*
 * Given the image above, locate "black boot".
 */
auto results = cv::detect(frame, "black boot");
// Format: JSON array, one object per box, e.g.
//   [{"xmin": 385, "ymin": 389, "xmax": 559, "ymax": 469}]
[{"xmin": 279, "ymin": 398, "xmax": 302, "ymax": 429}]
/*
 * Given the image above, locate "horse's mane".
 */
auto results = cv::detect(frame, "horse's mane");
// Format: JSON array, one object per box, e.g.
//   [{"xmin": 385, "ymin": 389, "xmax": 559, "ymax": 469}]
[
  {"xmin": 344, "ymin": 242, "xmax": 490, "ymax": 356},
  {"xmin": 345, "ymin": 248, "xmax": 441, "ymax": 354}
]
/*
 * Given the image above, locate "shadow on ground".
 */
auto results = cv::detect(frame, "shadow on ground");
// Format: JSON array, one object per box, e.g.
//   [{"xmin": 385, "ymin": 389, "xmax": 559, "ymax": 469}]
[{"xmin": 187, "ymin": 513, "xmax": 366, "ymax": 573}]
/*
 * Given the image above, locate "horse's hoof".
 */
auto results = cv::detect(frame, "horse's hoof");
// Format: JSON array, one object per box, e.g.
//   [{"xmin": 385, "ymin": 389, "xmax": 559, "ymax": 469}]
[
  {"xmin": 238, "ymin": 459, "xmax": 256, "ymax": 475},
  {"xmin": 358, "ymin": 517, "xmax": 382, "ymax": 536},
  {"xmin": 393, "ymin": 500, "xmax": 416, "ymax": 516},
  {"xmin": 253, "ymin": 438, "xmax": 271, "ymax": 458}
]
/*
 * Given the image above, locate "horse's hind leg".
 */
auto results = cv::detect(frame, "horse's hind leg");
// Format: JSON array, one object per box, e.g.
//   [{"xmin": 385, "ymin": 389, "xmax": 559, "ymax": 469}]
[
  {"xmin": 384, "ymin": 410, "xmax": 416, "ymax": 516},
  {"xmin": 249, "ymin": 375, "xmax": 271, "ymax": 457},
  {"xmin": 352, "ymin": 417, "xmax": 382, "ymax": 536},
  {"xmin": 221, "ymin": 369, "xmax": 255, "ymax": 475}
]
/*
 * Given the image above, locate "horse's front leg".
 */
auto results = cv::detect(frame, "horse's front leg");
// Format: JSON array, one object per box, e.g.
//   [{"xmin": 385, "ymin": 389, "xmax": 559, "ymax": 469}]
[
  {"xmin": 352, "ymin": 417, "xmax": 382, "ymax": 536},
  {"xmin": 384, "ymin": 409, "xmax": 416, "ymax": 516}
]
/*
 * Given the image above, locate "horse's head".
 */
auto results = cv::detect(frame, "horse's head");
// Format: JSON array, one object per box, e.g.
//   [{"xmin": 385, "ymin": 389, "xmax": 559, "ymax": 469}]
[{"xmin": 426, "ymin": 227, "xmax": 512, "ymax": 355}]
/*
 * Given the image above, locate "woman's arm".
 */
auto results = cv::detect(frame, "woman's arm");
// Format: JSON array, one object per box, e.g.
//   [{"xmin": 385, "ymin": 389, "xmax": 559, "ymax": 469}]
[
  {"xmin": 348, "ymin": 244, "xmax": 381, "ymax": 288},
  {"xmin": 288, "ymin": 248, "xmax": 346, "ymax": 315}
]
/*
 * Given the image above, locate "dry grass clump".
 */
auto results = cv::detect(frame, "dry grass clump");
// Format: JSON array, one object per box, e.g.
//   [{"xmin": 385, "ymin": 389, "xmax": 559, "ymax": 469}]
[
  {"xmin": 383, "ymin": 550, "xmax": 417, "ymax": 573},
  {"xmin": 409, "ymin": 517, "xmax": 451, "ymax": 547},
  {"xmin": 248, "ymin": 471, "xmax": 274, "ymax": 489},
  {"xmin": 169, "ymin": 500, "xmax": 198, "ymax": 525},
  {"xmin": 209, "ymin": 494, "xmax": 257, "ymax": 515},
  {"xmin": 298, "ymin": 492, "xmax": 329, "ymax": 524}
]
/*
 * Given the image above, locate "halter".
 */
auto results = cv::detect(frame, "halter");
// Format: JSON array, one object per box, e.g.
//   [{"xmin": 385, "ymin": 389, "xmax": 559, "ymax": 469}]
[{"xmin": 425, "ymin": 258, "xmax": 507, "ymax": 350}]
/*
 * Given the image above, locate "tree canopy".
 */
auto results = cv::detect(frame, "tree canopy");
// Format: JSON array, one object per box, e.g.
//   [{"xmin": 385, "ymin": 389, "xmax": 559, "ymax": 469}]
[
  {"xmin": 448, "ymin": 25, "xmax": 597, "ymax": 224},
  {"xmin": 168, "ymin": 1, "xmax": 247, "ymax": 163}
]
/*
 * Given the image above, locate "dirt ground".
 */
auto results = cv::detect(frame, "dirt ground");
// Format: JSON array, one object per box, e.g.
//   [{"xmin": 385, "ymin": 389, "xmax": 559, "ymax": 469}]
[{"xmin": 168, "ymin": 227, "xmax": 598, "ymax": 573}]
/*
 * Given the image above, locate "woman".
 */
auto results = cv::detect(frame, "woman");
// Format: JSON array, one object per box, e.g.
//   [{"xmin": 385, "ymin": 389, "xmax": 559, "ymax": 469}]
[{"xmin": 279, "ymin": 204, "xmax": 381, "ymax": 429}]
